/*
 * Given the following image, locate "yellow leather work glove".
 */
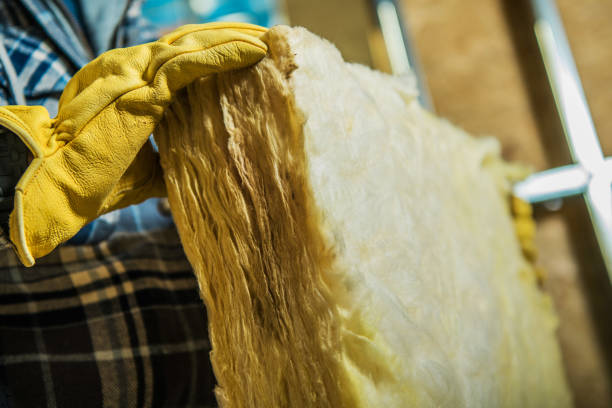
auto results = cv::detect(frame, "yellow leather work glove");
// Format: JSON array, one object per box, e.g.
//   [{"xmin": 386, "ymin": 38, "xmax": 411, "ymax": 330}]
[{"xmin": 0, "ymin": 22, "xmax": 267, "ymax": 266}]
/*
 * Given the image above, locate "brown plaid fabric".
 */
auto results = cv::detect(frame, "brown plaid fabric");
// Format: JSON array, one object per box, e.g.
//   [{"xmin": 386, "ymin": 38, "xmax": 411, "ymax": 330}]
[{"xmin": 0, "ymin": 227, "xmax": 217, "ymax": 407}]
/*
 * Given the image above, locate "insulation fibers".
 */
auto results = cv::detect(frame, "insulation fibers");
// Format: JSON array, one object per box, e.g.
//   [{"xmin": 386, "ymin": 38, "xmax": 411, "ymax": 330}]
[{"xmin": 154, "ymin": 26, "xmax": 572, "ymax": 407}]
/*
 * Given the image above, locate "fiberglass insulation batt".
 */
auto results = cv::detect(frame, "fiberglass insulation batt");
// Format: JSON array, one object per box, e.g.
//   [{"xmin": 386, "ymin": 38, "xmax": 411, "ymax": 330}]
[{"xmin": 154, "ymin": 26, "xmax": 572, "ymax": 407}]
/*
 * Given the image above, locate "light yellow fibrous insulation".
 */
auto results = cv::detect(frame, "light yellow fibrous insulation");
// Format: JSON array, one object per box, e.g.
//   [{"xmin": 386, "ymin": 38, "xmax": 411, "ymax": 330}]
[{"xmin": 154, "ymin": 26, "xmax": 572, "ymax": 407}]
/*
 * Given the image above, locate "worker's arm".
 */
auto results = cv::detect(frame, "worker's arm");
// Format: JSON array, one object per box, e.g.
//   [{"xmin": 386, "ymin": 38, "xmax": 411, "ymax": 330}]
[{"xmin": 0, "ymin": 22, "xmax": 268, "ymax": 266}]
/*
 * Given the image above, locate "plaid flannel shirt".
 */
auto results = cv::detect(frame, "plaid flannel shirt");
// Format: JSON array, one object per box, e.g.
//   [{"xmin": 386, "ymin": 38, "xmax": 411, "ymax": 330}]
[
  {"xmin": 0, "ymin": 228, "xmax": 216, "ymax": 407},
  {"xmin": 0, "ymin": 1, "xmax": 217, "ymax": 406}
]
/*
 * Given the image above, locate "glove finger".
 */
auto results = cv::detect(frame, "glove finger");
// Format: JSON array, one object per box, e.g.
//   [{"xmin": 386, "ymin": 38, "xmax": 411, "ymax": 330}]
[
  {"xmin": 58, "ymin": 23, "xmax": 267, "ymax": 111},
  {"xmin": 158, "ymin": 22, "xmax": 267, "ymax": 44}
]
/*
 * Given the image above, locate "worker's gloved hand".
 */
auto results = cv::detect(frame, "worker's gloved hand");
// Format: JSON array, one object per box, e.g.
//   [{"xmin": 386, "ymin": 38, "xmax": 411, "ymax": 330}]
[{"xmin": 0, "ymin": 22, "xmax": 268, "ymax": 266}]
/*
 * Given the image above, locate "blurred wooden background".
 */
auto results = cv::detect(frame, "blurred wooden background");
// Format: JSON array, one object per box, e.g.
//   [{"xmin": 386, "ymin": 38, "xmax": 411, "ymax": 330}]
[{"xmin": 283, "ymin": 0, "xmax": 612, "ymax": 406}]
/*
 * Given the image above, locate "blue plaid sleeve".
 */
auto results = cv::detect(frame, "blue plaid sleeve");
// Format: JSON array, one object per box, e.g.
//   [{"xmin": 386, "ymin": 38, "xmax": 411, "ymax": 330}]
[{"xmin": 0, "ymin": 25, "xmax": 71, "ymax": 115}]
